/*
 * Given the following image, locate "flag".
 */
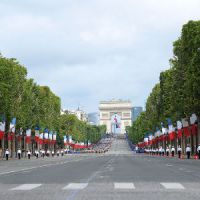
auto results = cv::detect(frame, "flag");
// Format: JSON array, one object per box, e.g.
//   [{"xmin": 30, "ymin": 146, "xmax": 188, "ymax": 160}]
[
  {"xmin": 26, "ymin": 128, "xmax": 32, "ymax": 144},
  {"xmin": 9, "ymin": 118, "xmax": 16, "ymax": 133},
  {"xmin": 181, "ymin": 118, "xmax": 191, "ymax": 137},
  {"xmin": 177, "ymin": 121, "xmax": 183, "ymax": 139},
  {"xmin": 68, "ymin": 135, "xmax": 72, "ymax": 143},
  {"xmin": 39, "ymin": 133, "xmax": 44, "ymax": 144},
  {"xmin": 0, "ymin": 115, "xmax": 6, "ymax": 140},
  {"xmin": 63, "ymin": 135, "xmax": 67, "ymax": 145},
  {"xmin": 49, "ymin": 131, "xmax": 53, "ymax": 140},
  {"xmin": 35, "ymin": 126, "xmax": 40, "ymax": 142}
]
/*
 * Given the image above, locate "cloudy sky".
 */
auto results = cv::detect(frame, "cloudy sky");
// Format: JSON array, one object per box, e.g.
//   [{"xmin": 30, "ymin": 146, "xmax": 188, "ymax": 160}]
[{"xmin": 0, "ymin": 0, "xmax": 200, "ymax": 112}]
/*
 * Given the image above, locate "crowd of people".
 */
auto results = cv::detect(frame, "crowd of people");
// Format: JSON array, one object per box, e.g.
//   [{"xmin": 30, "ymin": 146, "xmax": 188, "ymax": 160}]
[
  {"xmin": 3, "ymin": 148, "xmax": 66, "ymax": 160},
  {"xmin": 2, "ymin": 138, "xmax": 113, "ymax": 160},
  {"xmin": 92, "ymin": 137, "xmax": 112, "ymax": 153},
  {"xmin": 143, "ymin": 144, "xmax": 200, "ymax": 159},
  {"xmin": 83, "ymin": 136, "xmax": 112, "ymax": 153}
]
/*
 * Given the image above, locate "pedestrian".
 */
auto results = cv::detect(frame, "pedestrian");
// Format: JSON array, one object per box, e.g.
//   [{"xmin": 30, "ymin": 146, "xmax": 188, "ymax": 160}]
[
  {"xmin": 156, "ymin": 148, "xmax": 159, "ymax": 155},
  {"xmin": 52, "ymin": 150, "xmax": 55, "ymax": 157},
  {"xmin": 35, "ymin": 150, "xmax": 39, "ymax": 159},
  {"xmin": 5, "ymin": 149, "xmax": 9, "ymax": 160},
  {"xmin": 153, "ymin": 149, "xmax": 156, "ymax": 155},
  {"xmin": 161, "ymin": 147, "xmax": 165, "ymax": 156},
  {"xmin": 186, "ymin": 144, "xmax": 191, "ymax": 159},
  {"xmin": 171, "ymin": 146, "xmax": 175, "ymax": 157},
  {"xmin": 27, "ymin": 150, "xmax": 31, "ymax": 159},
  {"xmin": 46, "ymin": 149, "xmax": 50, "ymax": 157},
  {"xmin": 17, "ymin": 148, "xmax": 21, "ymax": 159},
  {"xmin": 150, "ymin": 148, "xmax": 152, "ymax": 155},
  {"xmin": 61, "ymin": 149, "xmax": 64, "ymax": 156},
  {"xmin": 42, "ymin": 149, "xmax": 45, "ymax": 158},
  {"xmin": 57, "ymin": 150, "xmax": 60, "ymax": 156},
  {"xmin": 177, "ymin": 145, "xmax": 182, "ymax": 159},
  {"xmin": 197, "ymin": 144, "xmax": 200, "ymax": 159},
  {"xmin": 159, "ymin": 146, "xmax": 162, "ymax": 156},
  {"xmin": 166, "ymin": 146, "xmax": 170, "ymax": 157}
]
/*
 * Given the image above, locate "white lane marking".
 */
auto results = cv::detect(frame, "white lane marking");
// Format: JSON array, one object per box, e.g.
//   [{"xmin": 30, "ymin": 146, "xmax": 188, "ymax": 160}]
[
  {"xmin": 11, "ymin": 184, "xmax": 42, "ymax": 190},
  {"xmin": 62, "ymin": 183, "xmax": 88, "ymax": 190},
  {"xmin": 161, "ymin": 182, "xmax": 185, "ymax": 189},
  {"xmin": 166, "ymin": 164, "xmax": 173, "ymax": 167},
  {"xmin": 114, "ymin": 182, "xmax": 135, "ymax": 189},
  {"xmin": 0, "ymin": 171, "xmax": 16, "ymax": 175}
]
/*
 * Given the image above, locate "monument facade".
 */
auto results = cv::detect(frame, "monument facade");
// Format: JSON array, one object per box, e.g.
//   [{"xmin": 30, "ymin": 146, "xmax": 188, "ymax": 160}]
[{"xmin": 99, "ymin": 99, "xmax": 132, "ymax": 134}]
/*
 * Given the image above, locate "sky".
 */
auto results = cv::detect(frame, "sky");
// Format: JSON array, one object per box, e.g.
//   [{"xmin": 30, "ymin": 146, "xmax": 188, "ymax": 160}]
[{"xmin": 0, "ymin": 0, "xmax": 200, "ymax": 112}]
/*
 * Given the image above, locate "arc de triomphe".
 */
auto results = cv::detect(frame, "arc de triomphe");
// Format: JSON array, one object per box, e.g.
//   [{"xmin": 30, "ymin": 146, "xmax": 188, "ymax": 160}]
[{"xmin": 99, "ymin": 100, "xmax": 132, "ymax": 134}]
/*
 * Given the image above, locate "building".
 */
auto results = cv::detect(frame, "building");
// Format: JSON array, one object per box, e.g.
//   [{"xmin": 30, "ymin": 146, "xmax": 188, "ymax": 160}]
[
  {"xmin": 99, "ymin": 99, "xmax": 132, "ymax": 134},
  {"xmin": 61, "ymin": 108, "xmax": 88, "ymax": 122},
  {"xmin": 132, "ymin": 106, "xmax": 143, "ymax": 122}
]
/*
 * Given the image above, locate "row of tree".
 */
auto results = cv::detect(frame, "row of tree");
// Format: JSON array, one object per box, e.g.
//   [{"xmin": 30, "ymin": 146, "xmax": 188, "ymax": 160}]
[
  {"xmin": 127, "ymin": 20, "xmax": 200, "ymax": 143},
  {"xmin": 0, "ymin": 54, "xmax": 106, "ymax": 145}
]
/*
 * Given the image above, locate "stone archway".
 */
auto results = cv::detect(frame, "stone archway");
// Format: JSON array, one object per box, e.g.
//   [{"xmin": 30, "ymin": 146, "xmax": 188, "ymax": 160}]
[{"xmin": 99, "ymin": 100, "xmax": 132, "ymax": 134}]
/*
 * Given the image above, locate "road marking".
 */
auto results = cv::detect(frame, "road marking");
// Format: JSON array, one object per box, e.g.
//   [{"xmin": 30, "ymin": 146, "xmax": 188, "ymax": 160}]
[
  {"xmin": 62, "ymin": 183, "xmax": 88, "ymax": 190},
  {"xmin": 11, "ymin": 184, "xmax": 42, "ymax": 191},
  {"xmin": 114, "ymin": 182, "xmax": 135, "ymax": 189},
  {"xmin": 161, "ymin": 182, "xmax": 185, "ymax": 189},
  {"xmin": 166, "ymin": 164, "xmax": 173, "ymax": 167},
  {"xmin": 0, "ymin": 171, "xmax": 16, "ymax": 175}
]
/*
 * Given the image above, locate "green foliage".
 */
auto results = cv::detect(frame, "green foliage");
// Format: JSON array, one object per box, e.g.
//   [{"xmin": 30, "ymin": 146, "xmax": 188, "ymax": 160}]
[
  {"xmin": 0, "ymin": 54, "xmax": 105, "ymax": 144},
  {"xmin": 58, "ymin": 113, "xmax": 106, "ymax": 144},
  {"xmin": 128, "ymin": 20, "xmax": 200, "ymax": 144}
]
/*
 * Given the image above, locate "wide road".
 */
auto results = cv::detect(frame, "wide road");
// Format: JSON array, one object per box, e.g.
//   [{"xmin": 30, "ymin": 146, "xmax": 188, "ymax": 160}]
[{"xmin": 1, "ymin": 138, "xmax": 200, "ymax": 200}]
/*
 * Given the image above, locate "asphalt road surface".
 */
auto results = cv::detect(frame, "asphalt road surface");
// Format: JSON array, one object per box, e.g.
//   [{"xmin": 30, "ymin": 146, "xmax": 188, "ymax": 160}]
[{"xmin": 1, "ymin": 138, "xmax": 200, "ymax": 200}]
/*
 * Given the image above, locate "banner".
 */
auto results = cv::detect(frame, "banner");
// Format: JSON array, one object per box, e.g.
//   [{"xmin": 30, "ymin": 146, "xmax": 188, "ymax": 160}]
[
  {"xmin": 8, "ymin": 132, "xmax": 13, "ymax": 141},
  {"xmin": 52, "ymin": 132, "xmax": 57, "ymax": 144},
  {"xmin": 148, "ymin": 135, "xmax": 153, "ymax": 145},
  {"xmin": 17, "ymin": 128, "xmax": 22, "ymax": 142},
  {"xmin": 44, "ymin": 132, "xmax": 49, "ymax": 144},
  {"xmin": 63, "ymin": 135, "xmax": 67, "ymax": 145},
  {"xmin": 0, "ymin": 119, "xmax": 5, "ymax": 140},
  {"xmin": 177, "ymin": 129, "xmax": 182, "ymax": 139},
  {"xmin": 49, "ymin": 131, "xmax": 53, "ymax": 144},
  {"xmin": 190, "ymin": 113, "xmax": 197, "ymax": 125},
  {"xmin": 144, "ymin": 137, "xmax": 148, "ymax": 146},
  {"xmin": 35, "ymin": 127, "xmax": 40, "ymax": 142},
  {"xmin": 183, "ymin": 127, "xmax": 190, "ymax": 137},
  {"xmin": 181, "ymin": 118, "xmax": 191, "ymax": 137},
  {"xmin": 191, "ymin": 124, "xmax": 198, "ymax": 135},
  {"xmin": 39, "ymin": 133, "xmax": 44, "ymax": 144},
  {"xmin": 177, "ymin": 121, "xmax": 182, "ymax": 139},
  {"xmin": 26, "ymin": 129, "xmax": 31, "ymax": 144},
  {"xmin": 169, "ymin": 132, "xmax": 176, "ymax": 141},
  {"xmin": 68, "ymin": 135, "xmax": 72, "ymax": 143},
  {"xmin": 9, "ymin": 118, "xmax": 16, "ymax": 133},
  {"xmin": 181, "ymin": 118, "xmax": 189, "ymax": 128},
  {"xmin": 190, "ymin": 114, "xmax": 198, "ymax": 135}
]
